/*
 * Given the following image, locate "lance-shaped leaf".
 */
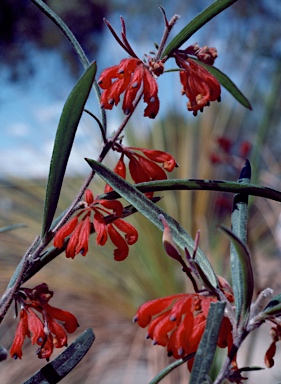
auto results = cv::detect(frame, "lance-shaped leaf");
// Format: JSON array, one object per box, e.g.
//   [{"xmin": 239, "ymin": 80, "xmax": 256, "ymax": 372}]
[
  {"xmin": 161, "ymin": 0, "xmax": 239, "ymax": 58},
  {"xmin": 230, "ymin": 160, "xmax": 251, "ymax": 324},
  {"xmin": 42, "ymin": 62, "xmax": 97, "ymax": 237},
  {"xmin": 221, "ymin": 226, "xmax": 254, "ymax": 324},
  {"xmin": 192, "ymin": 59, "xmax": 252, "ymax": 110},
  {"xmin": 189, "ymin": 302, "xmax": 226, "ymax": 384},
  {"xmin": 23, "ymin": 328, "xmax": 95, "ymax": 384},
  {"xmin": 86, "ymin": 159, "xmax": 218, "ymax": 288},
  {"xmin": 262, "ymin": 294, "xmax": 281, "ymax": 317},
  {"xmin": 99, "ymin": 178, "xmax": 281, "ymax": 203}
]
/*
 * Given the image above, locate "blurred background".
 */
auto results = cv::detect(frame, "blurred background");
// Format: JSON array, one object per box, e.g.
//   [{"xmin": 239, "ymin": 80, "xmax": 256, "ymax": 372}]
[{"xmin": 0, "ymin": 0, "xmax": 281, "ymax": 382}]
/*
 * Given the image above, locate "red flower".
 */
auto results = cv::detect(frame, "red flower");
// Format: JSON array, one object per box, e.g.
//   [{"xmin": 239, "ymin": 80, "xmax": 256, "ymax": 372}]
[
  {"xmin": 134, "ymin": 277, "xmax": 235, "ymax": 371},
  {"xmin": 104, "ymin": 146, "xmax": 177, "ymax": 195},
  {"xmin": 98, "ymin": 58, "xmax": 160, "ymax": 118},
  {"xmin": 54, "ymin": 190, "xmax": 138, "ymax": 261},
  {"xmin": 10, "ymin": 283, "xmax": 78, "ymax": 360}
]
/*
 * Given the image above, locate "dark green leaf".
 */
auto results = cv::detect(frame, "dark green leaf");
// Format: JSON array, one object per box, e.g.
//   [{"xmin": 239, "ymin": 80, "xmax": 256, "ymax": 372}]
[
  {"xmin": 86, "ymin": 159, "xmax": 218, "ymax": 288},
  {"xmin": 23, "ymin": 328, "xmax": 95, "ymax": 384},
  {"xmin": 99, "ymin": 178, "xmax": 281, "ymax": 203},
  {"xmin": 193, "ymin": 59, "xmax": 252, "ymax": 110},
  {"xmin": 262, "ymin": 294, "xmax": 281, "ymax": 317},
  {"xmin": 42, "ymin": 62, "xmax": 97, "ymax": 236},
  {"xmin": 149, "ymin": 355, "xmax": 194, "ymax": 384},
  {"xmin": 0, "ymin": 224, "xmax": 27, "ymax": 233},
  {"xmin": 230, "ymin": 160, "xmax": 251, "ymax": 324},
  {"xmin": 189, "ymin": 302, "xmax": 226, "ymax": 383},
  {"xmin": 220, "ymin": 226, "xmax": 254, "ymax": 323},
  {"xmin": 161, "ymin": 0, "xmax": 239, "ymax": 58}
]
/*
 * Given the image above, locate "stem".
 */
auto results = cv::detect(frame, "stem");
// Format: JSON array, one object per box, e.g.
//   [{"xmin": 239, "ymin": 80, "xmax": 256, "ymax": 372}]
[{"xmin": 155, "ymin": 12, "xmax": 180, "ymax": 62}]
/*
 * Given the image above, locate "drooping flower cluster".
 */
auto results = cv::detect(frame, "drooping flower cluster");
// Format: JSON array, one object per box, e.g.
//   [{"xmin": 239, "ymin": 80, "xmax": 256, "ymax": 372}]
[
  {"xmin": 174, "ymin": 44, "xmax": 221, "ymax": 116},
  {"xmin": 133, "ymin": 277, "xmax": 235, "ymax": 371},
  {"xmin": 105, "ymin": 146, "xmax": 177, "ymax": 196},
  {"xmin": 10, "ymin": 283, "xmax": 78, "ymax": 360},
  {"xmin": 54, "ymin": 189, "xmax": 138, "ymax": 261},
  {"xmin": 98, "ymin": 57, "xmax": 161, "ymax": 118}
]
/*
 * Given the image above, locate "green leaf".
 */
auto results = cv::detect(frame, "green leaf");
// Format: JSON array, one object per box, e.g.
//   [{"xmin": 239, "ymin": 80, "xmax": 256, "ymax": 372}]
[
  {"xmin": 23, "ymin": 328, "xmax": 95, "ymax": 384},
  {"xmin": 230, "ymin": 160, "xmax": 252, "ymax": 324},
  {"xmin": 42, "ymin": 62, "xmax": 97, "ymax": 236},
  {"xmin": 192, "ymin": 59, "xmax": 252, "ymax": 110},
  {"xmin": 189, "ymin": 302, "xmax": 226, "ymax": 383},
  {"xmin": 86, "ymin": 159, "xmax": 218, "ymax": 288},
  {"xmin": 0, "ymin": 224, "xmax": 27, "ymax": 233},
  {"xmin": 149, "ymin": 355, "xmax": 194, "ymax": 384},
  {"xmin": 99, "ymin": 178, "xmax": 281, "ymax": 204},
  {"xmin": 161, "ymin": 0, "xmax": 239, "ymax": 58},
  {"xmin": 220, "ymin": 226, "xmax": 254, "ymax": 323},
  {"xmin": 262, "ymin": 294, "xmax": 281, "ymax": 317}
]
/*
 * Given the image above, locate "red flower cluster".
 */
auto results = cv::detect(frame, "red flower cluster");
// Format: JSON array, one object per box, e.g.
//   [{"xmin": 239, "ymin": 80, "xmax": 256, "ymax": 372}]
[
  {"xmin": 134, "ymin": 277, "xmax": 235, "ymax": 371},
  {"xmin": 105, "ymin": 146, "xmax": 177, "ymax": 196},
  {"xmin": 98, "ymin": 58, "xmax": 160, "ymax": 119},
  {"xmin": 210, "ymin": 136, "xmax": 251, "ymax": 166},
  {"xmin": 54, "ymin": 190, "xmax": 138, "ymax": 261},
  {"xmin": 175, "ymin": 53, "xmax": 221, "ymax": 116},
  {"xmin": 10, "ymin": 283, "xmax": 78, "ymax": 360}
]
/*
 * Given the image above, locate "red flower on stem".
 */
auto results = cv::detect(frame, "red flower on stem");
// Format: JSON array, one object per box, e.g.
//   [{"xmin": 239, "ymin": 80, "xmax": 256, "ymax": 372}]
[
  {"xmin": 10, "ymin": 283, "xmax": 78, "ymax": 360},
  {"xmin": 98, "ymin": 17, "xmax": 163, "ymax": 118},
  {"xmin": 54, "ymin": 189, "xmax": 138, "ymax": 261},
  {"xmin": 104, "ymin": 146, "xmax": 177, "ymax": 196},
  {"xmin": 174, "ymin": 44, "xmax": 221, "ymax": 116}
]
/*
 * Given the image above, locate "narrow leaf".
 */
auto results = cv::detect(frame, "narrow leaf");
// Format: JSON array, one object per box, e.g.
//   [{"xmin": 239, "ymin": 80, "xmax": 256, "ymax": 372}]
[
  {"xmin": 161, "ymin": 0, "xmax": 238, "ymax": 58},
  {"xmin": 189, "ymin": 302, "xmax": 226, "ymax": 383},
  {"xmin": 221, "ymin": 226, "xmax": 254, "ymax": 323},
  {"xmin": 230, "ymin": 160, "xmax": 252, "ymax": 324},
  {"xmin": 192, "ymin": 59, "xmax": 252, "ymax": 110},
  {"xmin": 42, "ymin": 62, "xmax": 97, "ymax": 236},
  {"xmin": 86, "ymin": 159, "xmax": 218, "ymax": 287},
  {"xmin": 0, "ymin": 224, "xmax": 27, "ymax": 233},
  {"xmin": 100, "ymin": 178, "xmax": 281, "ymax": 204},
  {"xmin": 149, "ymin": 355, "xmax": 194, "ymax": 384},
  {"xmin": 262, "ymin": 294, "xmax": 281, "ymax": 317},
  {"xmin": 23, "ymin": 328, "xmax": 95, "ymax": 384}
]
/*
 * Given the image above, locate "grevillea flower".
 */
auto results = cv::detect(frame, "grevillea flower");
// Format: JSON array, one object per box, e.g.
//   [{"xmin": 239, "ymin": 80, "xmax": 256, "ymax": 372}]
[
  {"xmin": 174, "ymin": 44, "xmax": 221, "ymax": 116},
  {"xmin": 10, "ymin": 283, "xmax": 78, "ymax": 360},
  {"xmin": 264, "ymin": 323, "xmax": 281, "ymax": 368},
  {"xmin": 54, "ymin": 189, "xmax": 138, "ymax": 261},
  {"xmin": 133, "ymin": 280, "xmax": 235, "ymax": 371},
  {"xmin": 98, "ymin": 57, "xmax": 161, "ymax": 118},
  {"xmin": 104, "ymin": 146, "xmax": 177, "ymax": 195}
]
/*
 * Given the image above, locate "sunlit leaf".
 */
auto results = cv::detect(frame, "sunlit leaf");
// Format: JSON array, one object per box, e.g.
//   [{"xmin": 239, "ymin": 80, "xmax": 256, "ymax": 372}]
[
  {"xmin": 189, "ymin": 302, "xmax": 226, "ymax": 383},
  {"xmin": 99, "ymin": 178, "xmax": 281, "ymax": 204},
  {"xmin": 42, "ymin": 62, "xmax": 97, "ymax": 237},
  {"xmin": 230, "ymin": 160, "xmax": 251, "ymax": 324},
  {"xmin": 220, "ymin": 226, "xmax": 254, "ymax": 323},
  {"xmin": 161, "ymin": 0, "xmax": 239, "ymax": 58},
  {"xmin": 23, "ymin": 328, "xmax": 95, "ymax": 384},
  {"xmin": 86, "ymin": 159, "xmax": 218, "ymax": 288}
]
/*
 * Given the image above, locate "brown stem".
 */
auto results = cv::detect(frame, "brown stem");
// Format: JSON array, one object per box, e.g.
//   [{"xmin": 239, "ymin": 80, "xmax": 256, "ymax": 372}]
[{"xmin": 155, "ymin": 12, "xmax": 180, "ymax": 62}]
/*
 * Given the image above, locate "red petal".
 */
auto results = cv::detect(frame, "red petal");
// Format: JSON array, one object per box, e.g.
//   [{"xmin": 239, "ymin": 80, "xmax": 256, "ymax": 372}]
[
  {"xmin": 93, "ymin": 212, "xmax": 108, "ymax": 245},
  {"xmin": 98, "ymin": 199, "xmax": 123, "ymax": 217},
  {"xmin": 65, "ymin": 220, "xmax": 83, "ymax": 258},
  {"xmin": 37, "ymin": 334, "xmax": 54, "ymax": 360},
  {"xmin": 122, "ymin": 65, "xmax": 144, "ymax": 115},
  {"xmin": 43, "ymin": 303, "xmax": 79, "ymax": 333},
  {"xmin": 134, "ymin": 294, "xmax": 185, "ymax": 328},
  {"xmin": 136, "ymin": 154, "xmax": 167, "ymax": 180},
  {"xmin": 105, "ymin": 155, "xmax": 126, "ymax": 193},
  {"xmin": 26, "ymin": 308, "xmax": 45, "ymax": 346},
  {"xmin": 107, "ymin": 224, "xmax": 129, "ymax": 261},
  {"xmin": 265, "ymin": 342, "xmax": 276, "ymax": 368},
  {"xmin": 85, "ymin": 189, "xmax": 94, "ymax": 205},
  {"xmin": 152, "ymin": 312, "xmax": 175, "ymax": 347},
  {"xmin": 10, "ymin": 309, "xmax": 29, "ymax": 359},
  {"xmin": 188, "ymin": 313, "xmax": 206, "ymax": 352},
  {"xmin": 98, "ymin": 64, "xmax": 119, "ymax": 89},
  {"xmin": 113, "ymin": 219, "xmax": 138, "ymax": 245},
  {"xmin": 133, "ymin": 148, "xmax": 177, "ymax": 172},
  {"xmin": 53, "ymin": 216, "xmax": 78, "ymax": 249},
  {"xmin": 128, "ymin": 154, "xmax": 150, "ymax": 183},
  {"xmin": 75, "ymin": 215, "xmax": 91, "ymax": 256},
  {"xmin": 46, "ymin": 315, "xmax": 67, "ymax": 348}
]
